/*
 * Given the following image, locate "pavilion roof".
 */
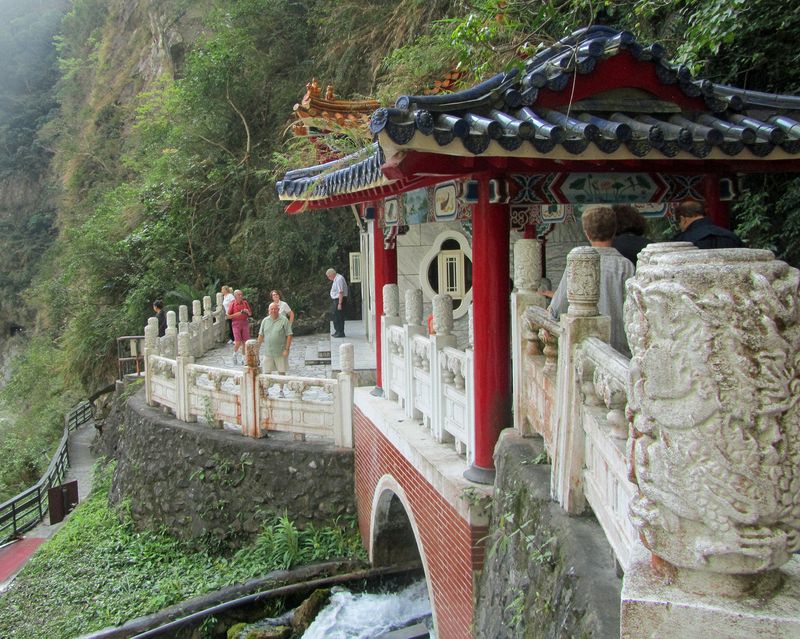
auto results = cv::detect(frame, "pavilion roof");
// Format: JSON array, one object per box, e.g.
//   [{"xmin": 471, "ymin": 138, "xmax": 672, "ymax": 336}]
[{"xmin": 277, "ymin": 25, "xmax": 800, "ymax": 209}]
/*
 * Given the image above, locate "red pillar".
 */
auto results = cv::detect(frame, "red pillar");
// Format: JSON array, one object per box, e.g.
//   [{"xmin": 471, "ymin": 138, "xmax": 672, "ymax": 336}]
[
  {"xmin": 372, "ymin": 211, "xmax": 397, "ymax": 390},
  {"xmin": 466, "ymin": 175, "xmax": 510, "ymax": 484},
  {"xmin": 704, "ymin": 174, "xmax": 731, "ymax": 228}
]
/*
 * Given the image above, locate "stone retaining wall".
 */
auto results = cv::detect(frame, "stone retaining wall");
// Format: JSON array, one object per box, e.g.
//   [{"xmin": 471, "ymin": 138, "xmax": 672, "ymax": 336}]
[
  {"xmin": 475, "ymin": 430, "xmax": 621, "ymax": 638},
  {"xmin": 104, "ymin": 390, "xmax": 356, "ymax": 544}
]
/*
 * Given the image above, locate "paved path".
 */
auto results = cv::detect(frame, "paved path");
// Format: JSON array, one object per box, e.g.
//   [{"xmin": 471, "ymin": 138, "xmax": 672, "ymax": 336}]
[
  {"xmin": 198, "ymin": 319, "xmax": 375, "ymax": 378},
  {"xmin": 0, "ymin": 419, "xmax": 97, "ymax": 592}
]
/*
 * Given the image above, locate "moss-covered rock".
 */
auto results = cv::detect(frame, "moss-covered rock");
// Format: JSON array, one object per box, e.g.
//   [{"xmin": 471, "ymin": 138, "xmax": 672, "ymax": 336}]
[{"xmin": 291, "ymin": 588, "xmax": 331, "ymax": 634}]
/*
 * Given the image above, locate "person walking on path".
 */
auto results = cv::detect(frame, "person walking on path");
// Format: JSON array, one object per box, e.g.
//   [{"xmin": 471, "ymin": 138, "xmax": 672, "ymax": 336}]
[
  {"xmin": 227, "ymin": 289, "xmax": 252, "ymax": 365},
  {"xmin": 670, "ymin": 200, "xmax": 744, "ymax": 249},
  {"xmin": 221, "ymin": 285, "xmax": 235, "ymax": 343},
  {"xmin": 326, "ymin": 267, "xmax": 348, "ymax": 338},
  {"xmin": 270, "ymin": 289, "xmax": 295, "ymax": 323},
  {"xmin": 153, "ymin": 299, "xmax": 167, "ymax": 337}
]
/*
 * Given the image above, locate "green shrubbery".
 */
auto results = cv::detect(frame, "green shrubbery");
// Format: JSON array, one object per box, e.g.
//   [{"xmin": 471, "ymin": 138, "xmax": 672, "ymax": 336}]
[{"xmin": 0, "ymin": 461, "xmax": 365, "ymax": 639}]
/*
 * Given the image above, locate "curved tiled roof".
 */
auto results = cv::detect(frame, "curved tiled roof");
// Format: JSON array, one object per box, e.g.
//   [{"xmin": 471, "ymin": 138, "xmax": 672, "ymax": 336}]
[
  {"xmin": 371, "ymin": 24, "xmax": 800, "ymax": 160},
  {"xmin": 278, "ymin": 25, "xmax": 800, "ymax": 204},
  {"xmin": 276, "ymin": 143, "xmax": 388, "ymax": 201}
]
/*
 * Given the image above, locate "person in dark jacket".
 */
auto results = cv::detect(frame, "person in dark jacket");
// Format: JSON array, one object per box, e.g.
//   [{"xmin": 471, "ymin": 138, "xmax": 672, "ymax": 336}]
[
  {"xmin": 671, "ymin": 200, "xmax": 744, "ymax": 249},
  {"xmin": 153, "ymin": 299, "xmax": 167, "ymax": 337},
  {"xmin": 612, "ymin": 204, "xmax": 650, "ymax": 267}
]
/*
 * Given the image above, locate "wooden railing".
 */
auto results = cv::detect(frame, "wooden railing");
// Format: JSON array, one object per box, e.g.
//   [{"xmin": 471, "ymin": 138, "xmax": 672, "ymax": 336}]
[
  {"xmin": 117, "ymin": 335, "xmax": 145, "ymax": 380},
  {"xmin": 0, "ymin": 401, "xmax": 93, "ymax": 544}
]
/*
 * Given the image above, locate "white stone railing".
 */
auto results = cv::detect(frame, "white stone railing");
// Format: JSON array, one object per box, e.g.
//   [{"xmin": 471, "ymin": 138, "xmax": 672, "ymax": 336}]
[
  {"xmin": 147, "ymin": 293, "xmax": 227, "ymax": 361},
  {"xmin": 515, "ymin": 241, "xmax": 638, "ymax": 572},
  {"xmin": 144, "ymin": 334, "xmax": 355, "ymax": 447},
  {"xmin": 381, "ymin": 285, "xmax": 475, "ymax": 463},
  {"xmin": 575, "ymin": 336, "xmax": 637, "ymax": 572},
  {"xmin": 515, "ymin": 238, "xmax": 800, "ymax": 637}
]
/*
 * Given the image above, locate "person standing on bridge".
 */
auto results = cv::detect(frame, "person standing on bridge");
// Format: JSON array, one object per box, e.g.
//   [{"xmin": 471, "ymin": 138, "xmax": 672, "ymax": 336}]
[
  {"xmin": 153, "ymin": 299, "xmax": 167, "ymax": 337},
  {"xmin": 257, "ymin": 302, "xmax": 293, "ymax": 378},
  {"xmin": 326, "ymin": 267, "xmax": 348, "ymax": 338},
  {"xmin": 548, "ymin": 205, "xmax": 634, "ymax": 357},
  {"xmin": 227, "ymin": 289, "xmax": 252, "ymax": 366},
  {"xmin": 270, "ymin": 289, "xmax": 295, "ymax": 324},
  {"xmin": 670, "ymin": 200, "xmax": 744, "ymax": 249}
]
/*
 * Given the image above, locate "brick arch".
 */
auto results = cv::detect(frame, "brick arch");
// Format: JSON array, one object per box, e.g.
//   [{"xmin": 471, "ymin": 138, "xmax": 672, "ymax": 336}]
[{"xmin": 370, "ymin": 477, "xmax": 424, "ymax": 567}]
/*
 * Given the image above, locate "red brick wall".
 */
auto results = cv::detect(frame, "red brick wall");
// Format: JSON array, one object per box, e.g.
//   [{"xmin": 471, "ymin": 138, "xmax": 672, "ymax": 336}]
[{"xmin": 354, "ymin": 407, "xmax": 488, "ymax": 639}]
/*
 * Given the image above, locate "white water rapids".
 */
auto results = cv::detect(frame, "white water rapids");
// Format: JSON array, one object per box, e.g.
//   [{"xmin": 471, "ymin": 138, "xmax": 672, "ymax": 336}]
[{"xmin": 300, "ymin": 579, "xmax": 434, "ymax": 639}]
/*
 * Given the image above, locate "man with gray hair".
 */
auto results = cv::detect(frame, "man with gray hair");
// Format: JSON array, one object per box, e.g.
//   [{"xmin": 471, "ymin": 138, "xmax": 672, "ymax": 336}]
[
  {"xmin": 326, "ymin": 267, "xmax": 348, "ymax": 338},
  {"xmin": 257, "ymin": 302, "xmax": 293, "ymax": 374},
  {"xmin": 671, "ymin": 199, "xmax": 743, "ymax": 249},
  {"xmin": 548, "ymin": 205, "xmax": 634, "ymax": 357}
]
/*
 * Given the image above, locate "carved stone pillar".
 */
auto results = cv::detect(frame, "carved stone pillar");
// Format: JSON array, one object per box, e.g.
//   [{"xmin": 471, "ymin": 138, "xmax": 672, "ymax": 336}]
[
  {"xmin": 622, "ymin": 247, "xmax": 800, "ymax": 638},
  {"xmin": 176, "ymin": 331, "xmax": 195, "ymax": 422},
  {"xmin": 164, "ymin": 310, "xmax": 178, "ymax": 358},
  {"xmin": 512, "ymin": 239, "xmax": 545, "ymax": 435},
  {"xmin": 340, "ymin": 342, "xmax": 354, "ymax": 374},
  {"xmin": 627, "ymin": 247, "xmax": 800, "ymax": 574},
  {"xmin": 382, "ymin": 283, "xmax": 401, "ymax": 402},
  {"xmin": 566, "ymin": 246, "xmax": 600, "ymax": 317},
  {"xmin": 336, "ymin": 343, "xmax": 356, "ymax": 447},
  {"xmin": 551, "ymin": 246, "xmax": 609, "ymax": 512},
  {"xmin": 241, "ymin": 339, "xmax": 261, "ymax": 438},
  {"xmin": 405, "ymin": 288, "xmax": 423, "ymax": 326},
  {"xmin": 383, "ymin": 284, "xmax": 399, "ymax": 317},
  {"xmin": 144, "ymin": 317, "xmax": 158, "ymax": 406},
  {"xmin": 513, "ymin": 238, "xmax": 541, "ymax": 293},
  {"xmin": 432, "ymin": 294, "xmax": 454, "ymax": 337},
  {"xmin": 178, "ymin": 305, "xmax": 189, "ymax": 325}
]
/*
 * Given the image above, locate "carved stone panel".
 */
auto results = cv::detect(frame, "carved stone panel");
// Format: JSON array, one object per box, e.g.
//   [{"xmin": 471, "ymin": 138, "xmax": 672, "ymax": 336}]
[{"xmin": 626, "ymin": 248, "xmax": 800, "ymax": 574}]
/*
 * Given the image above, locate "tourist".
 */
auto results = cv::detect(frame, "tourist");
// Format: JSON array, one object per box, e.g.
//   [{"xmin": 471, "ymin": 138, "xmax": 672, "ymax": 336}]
[
  {"xmin": 226, "ymin": 289, "xmax": 252, "ymax": 365},
  {"xmin": 257, "ymin": 302, "xmax": 293, "ymax": 385},
  {"xmin": 270, "ymin": 289, "xmax": 295, "ymax": 323},
  {"xmin": 326, "ymin": 267, "xmax": 348, "ymax": 338},
  {"xmin": 548, "ymin": 206, "xmax": 635, "ymax": 357},
  {"xmin": 221, "ymin": 285, "xmax": 235, "ymax": 344},
  {"xmin": 670, "ymin": 200, "xmax": 744, "ymax": 249},
  {"xmin": 152, "ymin": 299, "xmax": 167, "ymax": 337},
  {"xmin": 612, "ymin": 204, "xmax": 650, "ymax": 267}
]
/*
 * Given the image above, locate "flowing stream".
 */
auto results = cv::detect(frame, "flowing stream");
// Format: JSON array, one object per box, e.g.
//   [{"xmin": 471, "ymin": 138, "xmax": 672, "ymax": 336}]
[{"xmin": 300, "ymin": 579, "xmax": 434, "ymax": 639}]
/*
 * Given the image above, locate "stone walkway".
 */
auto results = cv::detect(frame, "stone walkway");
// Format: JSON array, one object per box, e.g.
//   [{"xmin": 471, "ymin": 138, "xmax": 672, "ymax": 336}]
[
  {"xmin": 197, "ymin": 319, "xmax": 375, "ymax": 380},
  {"xmin": 0, "ymin": 419, "xmax": 98, "ymax": 591}
]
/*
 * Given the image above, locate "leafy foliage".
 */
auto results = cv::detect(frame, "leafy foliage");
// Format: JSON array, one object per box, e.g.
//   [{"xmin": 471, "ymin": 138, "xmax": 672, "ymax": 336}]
[{"xmin": 0, "ymin": 461, "xmax": 365, "ymax": 639}]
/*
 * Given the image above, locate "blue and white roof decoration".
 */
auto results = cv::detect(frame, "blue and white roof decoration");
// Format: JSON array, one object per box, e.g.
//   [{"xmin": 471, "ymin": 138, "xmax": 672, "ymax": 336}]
[{"xmin": 277, "ymin": 25, "xmax": 800, "ymax": 206}]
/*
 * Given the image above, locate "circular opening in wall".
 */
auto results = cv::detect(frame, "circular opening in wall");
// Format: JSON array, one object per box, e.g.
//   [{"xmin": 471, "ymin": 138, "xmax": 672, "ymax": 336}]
[{"xmin": 419, "ymin": 231, "xmax": 473, "ymax": 319}]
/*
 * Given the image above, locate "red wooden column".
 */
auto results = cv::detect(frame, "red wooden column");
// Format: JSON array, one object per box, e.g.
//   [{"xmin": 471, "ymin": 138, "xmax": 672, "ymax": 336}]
[
  {"xmin": 465, "ymin": 175, "xmax": 511, "ymax": 484},
  {"xmin": 704, "ymin": 174, "xmax": 731, "ymax": 228},
  {"xmin": 372, "ymin": 208, "xmax": 397, "ymax": 392}
]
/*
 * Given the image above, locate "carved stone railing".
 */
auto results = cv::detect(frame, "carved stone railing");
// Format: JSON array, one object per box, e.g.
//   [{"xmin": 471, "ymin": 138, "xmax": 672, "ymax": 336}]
[
  {"xmin": 576, "ymin": 336, "xmax": 637, "ymax": 572},
  {"xmin": 519, "ymin": 305, "xmax": 562, "ymax": 452},
  {"xmin": 380, "ymin": 288, "xmax": 474, "ymax": 462},
  {"xmin": 147, "ymin": 293, "xmax": 226, "ymax": 362},
  {"xmin": 514, "ymin": 238, "xmax": 800, "ymax": 634},
  {"xmin": 144, "ymin": 338, "xmax": 355, "ymax": 447}
]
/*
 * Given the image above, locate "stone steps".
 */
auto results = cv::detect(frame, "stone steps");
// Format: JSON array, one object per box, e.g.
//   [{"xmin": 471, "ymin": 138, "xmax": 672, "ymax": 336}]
[{"xmin": 304, "ymin": 341, "xmax": 331, "ymax": 366}]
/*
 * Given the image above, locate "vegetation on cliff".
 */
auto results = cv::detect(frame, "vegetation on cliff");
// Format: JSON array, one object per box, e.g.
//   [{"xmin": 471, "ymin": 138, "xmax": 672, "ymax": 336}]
[
  {"xmin": 0, "ymin": 462, "xmax": 365, "ymax": 639},
  {"xmin": 1, "ymin": 0, "xmax": 800, "ymax": 525}
]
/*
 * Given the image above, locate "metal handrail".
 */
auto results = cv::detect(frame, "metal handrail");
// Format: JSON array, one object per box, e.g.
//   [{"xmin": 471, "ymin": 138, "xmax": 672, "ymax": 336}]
[{"xmin": 0, "ymin": 400, "xmax": 93, "ymax": 544}]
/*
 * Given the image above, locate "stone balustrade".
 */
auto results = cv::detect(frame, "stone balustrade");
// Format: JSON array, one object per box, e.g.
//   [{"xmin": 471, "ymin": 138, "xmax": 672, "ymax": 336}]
[
  {"xmin": 514, "ymin": 238, "xmax": 800, "ymax": 636},
  {"xmin": 142, "ymin": 294, "xmax": 355, "ymax": 446},
  {"xmin": 382, "ymin": 287, "xmax": 475, "ymax": 462}
]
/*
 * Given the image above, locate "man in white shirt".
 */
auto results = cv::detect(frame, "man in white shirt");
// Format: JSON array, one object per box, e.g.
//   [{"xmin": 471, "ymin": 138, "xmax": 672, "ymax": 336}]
[{"xmin": 326, "ymin": 267, "xmax": 348, "ymax": 338}]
